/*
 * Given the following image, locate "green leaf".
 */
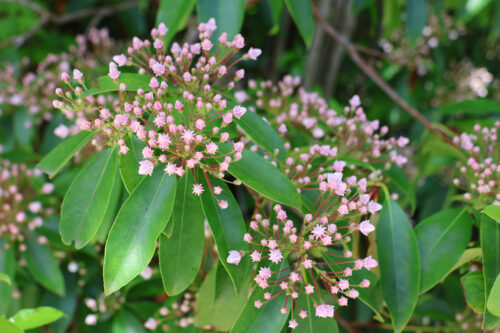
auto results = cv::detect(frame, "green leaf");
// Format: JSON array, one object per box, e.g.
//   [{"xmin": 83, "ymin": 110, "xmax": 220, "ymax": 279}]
[
  {"xmin": 415, "ymin": 207, "xmax": 472, "ymax": 293},
  {"xmin": 23, "ymin": 236, "xmax": 65, "ymax": 296},
  {"xmin": 42, "ymin": 273, "xmax": 78, "ymax": 333},
  {"xmin": 0, "ymin": 317, "xmax": 23, "ymax": 333},
  {"xmin": 81, "ymin": 74, "xmax": 152, "ymax": 98},
  {"xmin": 0, "ymin": 273, "xmax": 11, "ymax": 286},
  {"xmin": 111, "ymin": 309, "xmax": 146, "ymax": 333},
  {"xmin": 376, "ymin": 198, "xmax": 420, "ymax": 333},
  {"xmin": 36, "ymin": 131, "xmax": 94, "ymax": 178},
  {"xmin": 406, "ymin": 0, "xmax": 427, "ymax": 45},
  {"xmin": 487, "ymin": 274, "xmax": 500, "ymax": 316},
  {"xmin": 198, "ymin": 171, "xmax": 249, "ymax": 293},
  {"xmin": 60, "ymin": 147, "xmax": 119, "ymax": 249},
  {"xmin": 462, "ymin": 270, "xmax": 485, "ymax": 313},
  {"xmin": 119, "ymin": 133, "xmax": 146, "ymax": 194},
  {"xmin": 483, "ymin": 205, "xmax": 500, "ymax": 223},
  {"xmin": 444, "ymin": 247, "xmax": 482, "ymax": 279},
  {"xmin": 383, "ymin": 164, "xmax": 416, "ymax": 212},
  {"xmin": 197, "ymin": 0, "xmax": 246, "ymax": 40},
  {"xmin": 159, "ymin": 171, "xmax": 205, "ymax": 295},
  {"xmin": 234, "ymin": 110, "xmax": 285, "ymax": 161},
  {"xmin": 230, "ymin": 260, "xmax": 291, "ymax": 333},
  {"xmin": 0, "ymin": 240, "xmax": 15, "ymax": 315},
  {"xmin": 218, "ymin": 145, "xmax": 301, "ymax": 208},
  {"xmin": 433, "ymin": 99, "xmax": 500, "ymax": 118},
  {"xmin": 104, "ymin": 169, "xmax": 177, "ymax": 294},
  {"xmin": 268, "ymin": 0, "xmax": 284, "ymax": 34},
  {"xmin": 293, "ymin": 293, "xmax": 339, "ymax": 333},
  {"xmin": 480, "ymin": 214, "xmax": 500, "ymax": 329},
  {"xmin": 155, "ymin": 0, "xmax": 196, "ymax": 45},
  {"xmin": 94, "ymin": 168, "xmax": 123, "ymax": 243},
  {"xmin": 10, "ymin": 307, "xmax": 65, "ymax": 330},
  {"xmin": 285, "ymin": 0, "xmax": 315, "ymax": 47},
  {"xmin": 13, "ymin": 107, "xmax": 34, "ymax": 149},
  {"xmin": 463, "ymin": 0, "xmax": 491, "ymax": 22}
]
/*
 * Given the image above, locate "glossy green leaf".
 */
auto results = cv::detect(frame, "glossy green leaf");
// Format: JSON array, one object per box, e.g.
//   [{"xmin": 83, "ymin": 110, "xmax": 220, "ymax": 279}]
[
  {"xmin": 36, "ymin": 131, "xmax": 94, "ymax": 178},
  {"xmin": 0, "ymin": 240, "xmax": 15, "ymax": 315},
  {"xmin": 94, "ymin": 168, "xmax": 123, "ymax": 243},
  {"xmin": 81, "ymin": 73, "xmax": 152, "ymax": 98},
  {"xmin": 156, "ymin": 0, "xmax": 196, "ymax": 44},
  {"xmin": 10, "ymin": 307, "xmax": 64, "ymax": 330},
  {"xmin": 23, "ymin": 236, "xmax": 65, "ymax": 296},
  {"xmin": 218, "ymin": 145, "xmax": 301, "ymax": 208},
  {"xmin": 285, "ymin": 0, "xmax": 315, "ymax": 47},
  {"xmin": 198, "ymin": 171, "xmax": 249, "ymax": 293},
  {"xmin": 104, "ymin": 169, "xmax": 176, "ymax": 294},
  {"xmin": 234, "ymin": 110, "xmax": 285, "ymax": 161},
  {"xmin": 415, "ymin": 207, "xmax": 472, "ymax": 293},
  {"xmin": 462, "ymin": 270, "xmax": 485, "ymax": 313},
  {"xmin": 0, "ymin": 273, "xmax": 10, "ymax": 286},
  {"xmin": 197, "ymin": 0, "xmax": 246, "ymax": 39},
  {"xmin": 0, "ymin": 317, "xmax": 22, "ymax": 333},
  {"xmin": 119, "ymin": 133, "xmax": 146, "ymax": 194},
  {"xmin": 483, "ymin": 204, "xmax": 500, "ymax": 223},
  {"xmin": 60, "ymin": 147, "xmax": 119, "ymax": 248},
  {"xmin": 376, "ymin": 198, "xmax": 420, "ymax": 333},
  {"xmin": 480, "ymin": 214, "xmax": 500, "ymax": 329},
  {"xmin": 293, "ymin": 293, "xmax": 339, "ymax": 333},
  {"xmin": 13, "ymin": 107, "xmax": 34, "ymax": 149},
  {"xmin": 230, "ymin": 260, "xmax": 291, "ymax": 333},
  {"xmin": 112, "ymin": 309, "xmax": 146, "ymax": 333},
  {"xmin": 444, "ymin": 247, "xmax": 482, "ymax": 279},
  {"xmin": 383, "ymin": 164, "xmax": 416, "ymax": 212},
  {"xmin": 159, "ymin": 171, "xmax": 205, "ymax": 295},
  {"xmin": 406, "ymin": 0, "xmax": 427, "ymax": 44},
  {"xmin": 487, "ymin": 274, "xmax": 500, "ymax": 316},
  {"xmin": 268, "ymin": 0, "xmax": 284, "ymax": 34}
]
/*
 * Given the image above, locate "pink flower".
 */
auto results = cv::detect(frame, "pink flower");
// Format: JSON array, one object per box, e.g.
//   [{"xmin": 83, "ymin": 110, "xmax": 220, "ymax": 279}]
[
  {"xmin": 338, "ymin": 279, "xmax": 349, "ymax": 290},
  {"xmin": 299, "ymin": 310, "xmax": 308, "ymax": 319},
  {"xmin": 338, "ymin": 296, "xmax": 348, "ymax": 306},
  {"xmin": 315, "ymin": 304, "xmax": 334, "ymax": 318},
  {"xmin": 363, "ymin": 256, "xmax": 378, "ymax": 270},
  {"xmin": 227, "ymin": 250, "xmax": 242, "ymax": 265},
  {"xmin": 250, "ymin": 251, "xmax": 262, "ymax": 262},
  {"xmin": 359, "ymin": 220, "xmax": 375, "ymax": 236},
  {"xmin": 361, "ymin": 279, "xmax": 371, "ymax": 288},
  {"xmin": 254, "ymin": 300, "xmax": 263, "ymax": 308},
  {"xmin": 108, "ymin": 64, "xmax": 120, "ymax": 81},
  {"xmin": 113, "ymin": 54, "xmax": 128, "ymax": 66},
  {"xmin": 192, "ymin": 184, "xmax": 204, "ymax": 196},
  {"xmin": 288, "ymin": 320, "xmax": 298, "ymax": 329},
  {"xmin": 201, "ymin": 39, "xmax": 213, "ymax": 51},
  {"xmin": 305, "ymin": 284, "xmax": 314, "ymax": 294},
  {"xmin": 258, "ymin": 267, "xmax": 272, "ymax": 279},
  {"xmin": 368, "ymin": 201, "xmax": 382, "ymax": 214},
  {"xmin": 269, "ymin": 249, "xmax": 283, "ymax": 263},
  {"xmin": 138, "ymin": 160, "xmax": 154, "ymax": 176},
  {"xmin": 142, "ymin": 147, "xmax": 154, "ymax": 159},
  {"xmin": 312, "ymin": 224, "xmax": 326, "ymax": 239},
  {"xmin": 247, "ymin": 47, "xmax": 262, "ymax": 60},
  {"xmin": 348, "ymin": 289, "xmax": 359, "ymax": 298},
  {"xmin": 181, "ymin": 129, "xmax": 195, "ymax": 144},
  {"xmin": 206, "ymin": 142, "xmax": 218, "ymax": 154},
  {"xmin": 218, "ymin": 200, "xmax": 228, "ymax": 209},
  {"xmin": 232, "ymin": 105, "xmax": 247, "ymax": 119}
]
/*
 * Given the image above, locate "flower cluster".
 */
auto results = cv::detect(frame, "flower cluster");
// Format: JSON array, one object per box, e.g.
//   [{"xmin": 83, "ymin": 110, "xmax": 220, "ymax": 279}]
[
  {"xmin": 452, "ymin": 122, "xmax": 499, "ymax": 208},
  {"xmin": 143, "ymin": 292, "xmax": 196, "ymax": 331},
  {"xmin": 52, "ymin": 19, "xmax": 261, "ymax": 204},
  {"xmin": 0, "ymin": 159, "xmax": 55, "ymax": 251},
  {"xmin": 83, "ymin": 292, "xmax": 125, "ymax": 326},
  {"xmin": 227, "ymin": 161, "xmax": 382, "ymax": 329},
  {"xmin": 243, "ymin": 77, "xmax": 409, "ymax": 167}
]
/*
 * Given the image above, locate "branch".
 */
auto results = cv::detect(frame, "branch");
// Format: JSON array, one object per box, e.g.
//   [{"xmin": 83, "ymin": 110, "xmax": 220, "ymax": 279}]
[
  {"xmin": 313, "ymin": 6, "xmax": 453, "ymax": 144},
  {"xmin": 0, "ymin": 0, "xmax": 139, "ymax": 48}
]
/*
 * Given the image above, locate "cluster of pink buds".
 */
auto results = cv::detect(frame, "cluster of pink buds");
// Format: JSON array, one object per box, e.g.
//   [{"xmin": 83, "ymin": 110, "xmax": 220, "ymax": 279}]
[
  {"xmin": 144, "ymin": 291, "xmax": 196, "ymax": 331},
  {"xmin": 452, "ymin": 122, "xmax": 499, "ymax": 207},
  {"xmin": 244, "ymin": 76, "xmax": 409, "ymax": 167},
  {"xmin": 52, "ymin": 19, "xmax": 262, "ymax": 205},
  {"xmin": 0, "ymin": 160, "xmax": 55, "ymax": 251},
  {"xmin": 227, "ymin": 162, "xmax": 382, "ymax": 329},
  {"xmin": 84, "ymin": 292, "xmax": 125, "ymax": 326}
]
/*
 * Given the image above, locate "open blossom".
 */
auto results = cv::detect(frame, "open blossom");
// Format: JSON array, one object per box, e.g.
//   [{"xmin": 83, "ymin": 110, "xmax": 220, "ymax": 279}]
[
  {"xmin": 315, "ymin": 304, "xmax": 335, "ymax": 318},
  {"xmin": 226, "ymin": 250, "xmax": 242, "ymax": 265}
]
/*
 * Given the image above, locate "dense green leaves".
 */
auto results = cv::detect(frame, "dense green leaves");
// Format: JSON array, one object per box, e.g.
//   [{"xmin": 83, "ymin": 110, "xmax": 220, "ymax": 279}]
[
  {"xmin": 23, "ymin": 236, "xmax": 65, "ymax": 296},
  {"xmin": 197, "ymin": 0, "xmax": 245, "ymax": 39},
  {"xmin": 119, "ymin": 133, "xmax": 146, "ymax": 194},
  {"xmin": 155, "ymin": 0, "xmax": 196, "ymax": 44},
  {"xmin": 198, "ymin": 172, "xmax": 249, "ymax": 293},
  {"xmin": 415, "ymin": 207, "xmax": 472, "ymax": 293},
  {"xmin": 462, "ymin": 270, "xmax": 485, "ymax": 313},
  {"xmin": 376, "ymin": 198, "xmax": 420, "ymax": 333},
  {"xmin": 60, "ymin": 147, "xmax": 119, "ymax": 249},
  {"xmin": 36, "ymin": 131, "xmax": 94, "ymax": 178},
  {"xmin": 10, "ymin": 306, "xmax": 65, "ymax": 330},
  {"xmin": 218, "ymin": 145, "xmax": 301, "ymax": 208},
  {"xmin": 285, "ymin": 0, "xmax": 315, "ymax": 47},
  {"xmin": 104, "ymin": 169, "xmax": 176, "ymax": 294},
  {"xmin": 159, "ymin": 171, "xmax": 205, "ymax": 295},
  {"xmin": 406, "ymin": 0, "xmax": 428, "ymax": 45},
  {"xmin": 480, "ymin": 214, "xmax": 500, "ymax": 329}
]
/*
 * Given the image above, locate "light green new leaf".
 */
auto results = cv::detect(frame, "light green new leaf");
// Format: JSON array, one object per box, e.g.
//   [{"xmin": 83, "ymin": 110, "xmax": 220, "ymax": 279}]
[
  {"xmin": 285, "ymin": 0, "xmax": 315, "ymax": 47},
  {"xmin": 218, "ymin": 145, "xmax": 301, "ymax": 208},
  {"xmin": 376, "ymin": 198, "xmax": 420, "ymax": 333},
  {"xmin": 10, "ymin": 307, "xmax": 65, "ymax": 330},
  {"xmin": 156, "ymin": 0, "xmax": 196, "ymax": 45},
  {"xmin": 0, "ymin": 317, "xmax": 23, "ymax": 333},
  {"xmin": 198, "ymin": 171, "xmax": 249, "ymax": 293},
  {"xmin": 111, "ymin": 309, "xmax": 146, "ymax": 333},
  {"xmin": 483, "ymin": 204, "xmax": 500, "ymax": 223},
  {"xmin": 36, "ymin": 131, "xmax": 94, "ymax": 178},
  {"xmin": 480, "ymin": 214, "xmax": 500, "ymax": 329},
  {"xmin": 119, "ymin": 133, "xmax": 146, "ymax": 194},
  {"xmin": 415, "ymin": 207, "xmax": 472, "ymax": 293},
  {"xmin": 159, "ymin": 171, "xmax": 205, "ymax": 295},
  {"xmin": 0, "ymin": 273, "xmax": 10, "ymax": 286},
  {"xmin": 104, "ymin": 169, "xmax": 176, "ymax": 294},
  {"xmin": 23, "ymin": 236, "xmax": 65, "ymax": 296},
  {"xmin": 60, "ymin": 147, "xmax": 119, "ymax": 249},
  {"xmin": 462, "ymin": 270, "xmax": 485, "ymax": 313},
  {"xmin": 487, "ymin": 274, "xmax": 500, "ymax": 316},
  {"xmin": 197, "ymin": 0, "xmax": 246, "ymax": 40}
]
